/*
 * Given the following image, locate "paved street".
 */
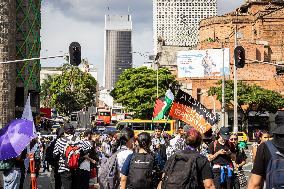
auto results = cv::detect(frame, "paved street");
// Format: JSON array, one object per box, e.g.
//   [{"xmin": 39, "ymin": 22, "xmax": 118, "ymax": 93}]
[{"xmin": 24, "ymin": 170, "xmax": 52, "ymax": 189}]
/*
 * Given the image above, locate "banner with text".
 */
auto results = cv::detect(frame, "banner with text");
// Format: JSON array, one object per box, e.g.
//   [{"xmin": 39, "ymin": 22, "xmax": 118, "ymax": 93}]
[{"xmin": 169, "ymin": 90, "xmax": 218, "ymax": 133}]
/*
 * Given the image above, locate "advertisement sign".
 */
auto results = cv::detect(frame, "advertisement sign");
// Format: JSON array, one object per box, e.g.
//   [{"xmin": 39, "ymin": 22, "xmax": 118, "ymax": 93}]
[{"xmin": 177, "ymin": 48, "xmax": 230, "ymax": 78}]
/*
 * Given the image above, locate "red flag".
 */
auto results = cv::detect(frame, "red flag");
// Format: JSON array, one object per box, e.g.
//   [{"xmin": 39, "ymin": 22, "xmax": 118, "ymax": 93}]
[{"xmin": 153, "ymin": 98, "xmax": 165, "ymax": 118}]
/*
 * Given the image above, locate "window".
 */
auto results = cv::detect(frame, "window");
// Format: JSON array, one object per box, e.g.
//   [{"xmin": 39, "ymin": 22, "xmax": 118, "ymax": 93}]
[
  {"xmin": 145, "ymin": 122, "xmax": 158, "ymax": 130},
  {"xmin": 132, "ymin": 122, "xmax": 145, "ymax": 130},
  {"xmin": 70, "ymin": 114, "xmax": 78, "ymax": 121},
  {"xmin": 100, "ymin": 112, "xmax": 110, "ymax": 116}
]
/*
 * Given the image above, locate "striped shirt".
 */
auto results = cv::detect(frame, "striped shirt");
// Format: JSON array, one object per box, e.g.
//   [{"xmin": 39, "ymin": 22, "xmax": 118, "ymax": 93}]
[{"xmin": 53, "ymin": 135, "xmax": 91, "ymax": 173}]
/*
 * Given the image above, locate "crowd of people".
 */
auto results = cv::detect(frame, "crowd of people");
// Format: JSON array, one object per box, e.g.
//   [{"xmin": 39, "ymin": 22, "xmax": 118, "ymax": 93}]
[{"xmin": 1, "ymin": 121, "xmax": 284, "ymax": 189}]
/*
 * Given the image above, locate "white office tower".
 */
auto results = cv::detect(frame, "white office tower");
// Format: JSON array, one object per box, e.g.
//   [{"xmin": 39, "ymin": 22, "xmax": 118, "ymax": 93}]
[
  {"xmin": 104, "ymin": 15, "xmax": 133, "ymax": 90},
  {"xmin": 153, "ymin": 0, "xmax": 217, "ymax": 53}
]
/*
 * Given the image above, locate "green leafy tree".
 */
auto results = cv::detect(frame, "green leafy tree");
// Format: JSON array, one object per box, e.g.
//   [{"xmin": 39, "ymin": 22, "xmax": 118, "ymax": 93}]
[
  {"xmin": 111, "ymin": 67, "xmax": 177, "ymax": 119},
  {"xmin": 40, "ymin": 64, "xmax": 97, "ymax": 115},
  {"xmin": 208, "ymin": 80, "xmax": 284, "ymax": 129}
]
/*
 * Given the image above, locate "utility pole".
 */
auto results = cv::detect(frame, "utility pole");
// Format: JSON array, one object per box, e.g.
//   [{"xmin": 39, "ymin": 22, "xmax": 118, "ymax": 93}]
[
  {"xmin": 234, "ymin": 25, "xmax": 238, "ymax": 133},
  {"xmin": 221, "ymin": 43, "xmax": 226, "ymax": 127}
]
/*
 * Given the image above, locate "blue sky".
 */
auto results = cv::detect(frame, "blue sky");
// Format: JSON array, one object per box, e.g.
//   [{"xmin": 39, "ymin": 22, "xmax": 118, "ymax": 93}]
[{"xmin": 40, "ymin": 0, "xmax": 245, "ymax": 85}]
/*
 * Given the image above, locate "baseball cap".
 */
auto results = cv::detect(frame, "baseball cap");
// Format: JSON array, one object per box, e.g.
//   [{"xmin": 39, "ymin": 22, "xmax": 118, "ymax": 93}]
[
  {"xmin": 219, "ymin": 127, "xmax": 230, "ymax": 140},
  {"xmin": 63, "ymin": 123, "xmax": 75, "ymax": 134}
]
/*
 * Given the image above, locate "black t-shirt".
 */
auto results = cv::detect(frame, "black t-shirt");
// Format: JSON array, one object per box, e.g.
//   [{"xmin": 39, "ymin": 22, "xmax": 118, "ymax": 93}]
[
  {"xmin": 208, "ymin": 141, "xmax": 236, "ymax": 165},
  {"xmin": 163, "ymin": 150, "xmax": 213, "ymax": 188},
  {"xmin": 251, "ymin": 141, "xmax": 284, "ymax": 177},
  {"xmin": 236, "ymin": 147, "xmax": 247, "ymax": 165}
]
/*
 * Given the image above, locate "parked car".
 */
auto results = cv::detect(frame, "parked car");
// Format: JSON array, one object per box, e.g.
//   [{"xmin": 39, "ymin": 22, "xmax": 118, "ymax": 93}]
[{"xmin": 237, "ymin": 132, "xmax": 248, "ymax": 143}]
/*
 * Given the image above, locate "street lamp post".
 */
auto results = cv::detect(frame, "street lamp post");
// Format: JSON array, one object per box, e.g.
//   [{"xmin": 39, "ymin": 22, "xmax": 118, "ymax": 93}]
[{"xmin": 233, "ymin": 26, "xmax": 238, "ymax": 133}]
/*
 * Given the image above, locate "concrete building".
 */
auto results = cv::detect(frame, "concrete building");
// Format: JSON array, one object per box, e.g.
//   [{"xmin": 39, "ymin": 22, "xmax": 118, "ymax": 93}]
[
  {"xmin": 104, "ymin": 15, "xmax": 132, "ymax": 90},
  {"xmin": 153, "ymin": 0, "xmax": 217, "ymax": 53},
  {"xmin": 156, "ymin": 0, "xmax": 284, "ymax": 134},
  {"xmin": 0, "ymin": 0, "xmax": 41, "ymax": 127}
]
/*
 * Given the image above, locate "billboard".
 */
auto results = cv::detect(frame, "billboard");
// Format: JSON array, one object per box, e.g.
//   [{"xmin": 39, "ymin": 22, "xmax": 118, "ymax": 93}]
[{"xmin": 177, "ymin": 49, "xmax": 230, "ymax": 78}]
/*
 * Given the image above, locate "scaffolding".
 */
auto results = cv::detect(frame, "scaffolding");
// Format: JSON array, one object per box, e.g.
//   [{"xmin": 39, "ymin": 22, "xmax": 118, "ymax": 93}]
[{"xmin": 15, "ymin": 0, "xmax": 41, "ymax": 91}]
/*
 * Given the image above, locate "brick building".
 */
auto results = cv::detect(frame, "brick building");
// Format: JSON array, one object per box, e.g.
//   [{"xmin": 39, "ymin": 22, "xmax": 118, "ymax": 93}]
[{"xmin": 157, "ymin": 0, "xmax": 284, "ymax": 133}]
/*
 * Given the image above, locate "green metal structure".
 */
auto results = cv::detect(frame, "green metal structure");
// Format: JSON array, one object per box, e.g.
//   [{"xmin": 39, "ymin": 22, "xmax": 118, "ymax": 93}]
[{"xmin": 15, "ymin": 0, "xmax": 41, "ymax": 90}]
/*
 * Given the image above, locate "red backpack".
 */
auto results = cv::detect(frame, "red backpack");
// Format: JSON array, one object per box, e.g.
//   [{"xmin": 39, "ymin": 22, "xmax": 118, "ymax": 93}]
[{"xmin": 65, "ymin": 144, "xmax": 81, "ymax": 169}]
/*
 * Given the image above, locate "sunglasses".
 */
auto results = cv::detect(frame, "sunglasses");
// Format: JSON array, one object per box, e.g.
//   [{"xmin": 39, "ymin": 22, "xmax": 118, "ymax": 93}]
[{"xmin": 230, "ymin": 138, "xmax": 238, "ymax": 141}]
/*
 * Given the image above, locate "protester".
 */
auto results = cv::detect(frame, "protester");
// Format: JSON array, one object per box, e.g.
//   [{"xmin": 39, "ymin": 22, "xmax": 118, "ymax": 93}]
[
  {"xmin": 120, "ymin": 132, "xmax": 162, "ymax": 189},
  {"xmin": 79, "ymin": 129, "xmax": 96, "ymax": 189},
  {"xmin": 46, "ymin": 127, "xmax": 64, "ymax": 189},
  {"xmin": 101, "ymin": 134, "xmax": 112, "ymax": 158},
  {"xmin": 0, "ymin": 149, "xmax": 27, "ymax": 189},
  {"xmin": 89, "ymin": 132, "xmax": 100, "ymax": 189},
  {"xmin": 53, "ymin": 123, "xmax": 90, "ymax": 189},
  {"xmin": 208, "ymin": 127, "xmax": 236, "ymax": 189},
  {"xmin": 166, "ymin": 125, "xmax": 191, "ymax": 158},
  {"xmin": 229, "ymin": 134, "xmax": 247, "ymax": 189},
  {"xmin": 251, "ymin": 130, "xmax": 270, "ymax": 162},
  {"xmin": 98, "ymin": 127, "xmax": 134, "ymax": 189},
  {"xmin": 158, "ymin": 127, "xmax": 215, "ymax": 189},
  {"xmin": 151, "ymin": 126, "xmax": 167, "ymax": 168},
  {"xmin": 248, "ymin": 126, "xmax": 284, "ymax": 189}
]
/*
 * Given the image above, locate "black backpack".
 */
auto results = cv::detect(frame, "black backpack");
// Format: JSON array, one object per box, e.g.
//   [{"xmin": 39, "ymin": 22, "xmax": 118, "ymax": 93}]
[
  {"xmin": 162, "ymin": 150, "xmax": 199, "ymax": 189},
  {"xmin": 127, "ymin": 153, "xmax": 157, "ymax": 189},
  {"xmin": 265, "ymin": 140, "xmax": 284, "ymax": 189},
  {"xmin": 45, "ymin": 139, "xmax": 58, "ymax": 167}
]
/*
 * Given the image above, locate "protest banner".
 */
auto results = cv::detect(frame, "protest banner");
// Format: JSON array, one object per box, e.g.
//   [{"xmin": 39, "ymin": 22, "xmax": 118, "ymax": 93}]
[{"xmin": 169, "ymin": 89, "xmax": 218, "ymax": 133}]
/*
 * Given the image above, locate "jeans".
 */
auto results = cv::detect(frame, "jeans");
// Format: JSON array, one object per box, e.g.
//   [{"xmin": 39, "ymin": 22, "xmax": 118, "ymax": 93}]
[
  {"xmin": 79, "ymin": 169, "xmax": 90, "ymax": 189},
  {"xmin": 3, "ymin": 168, "xmax": 21, "ymax": 189}
]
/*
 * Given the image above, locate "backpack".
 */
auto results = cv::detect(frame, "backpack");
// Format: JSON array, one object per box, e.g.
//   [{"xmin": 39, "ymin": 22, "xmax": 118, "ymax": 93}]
[
  {"xmin": 98, "ymin": 149, "xmax": 124, "ymax": 189},
  {"xmin": 64, "ymin": 139, "xmax": 81, "ymax": 169},
  {"xmin": 127, "ymin": 153, "xmax": 156, "ymax": 189},
  {"xmin": 0, "ymin": 159, "xmax": 13, "ymax": 171},
  {"xmin": 162, "ymin": 150, "xmax": 199, "ymax": 189},
  {"xmin": 265, "ymin": 140, "xmax": 284, "ymax": 189}
]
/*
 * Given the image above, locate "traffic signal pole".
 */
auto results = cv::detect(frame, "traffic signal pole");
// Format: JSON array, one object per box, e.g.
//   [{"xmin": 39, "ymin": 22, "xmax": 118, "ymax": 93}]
[
  {"xmin": 0, "ymin": 54, "xmax": 67, "ymax": 64},
  {"xmin": 234, "ymin": 26, "xmax": 238, "ymax": 133}
]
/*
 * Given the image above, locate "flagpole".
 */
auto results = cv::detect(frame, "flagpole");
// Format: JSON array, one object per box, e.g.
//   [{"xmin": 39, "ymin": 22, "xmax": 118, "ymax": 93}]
[{"xmin": 156, "ymin": 66, "xmax": 159, "ymax": 98}]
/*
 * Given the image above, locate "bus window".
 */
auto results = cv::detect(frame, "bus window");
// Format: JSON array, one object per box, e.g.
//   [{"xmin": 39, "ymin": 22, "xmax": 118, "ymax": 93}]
[
  {"xmin": 145, "ymin": 123, "xmax": 158, "ymax": 130},
  {"xmin": 158, "ymin": 123, "xmax": 171, "ymax": 131},
  {"xmin": 117, "ymin": 122, "xmax": 127, "ymax": 131},
  {"xmin": 100, "ymin": 112, "xmax": 110, "ymax": 116},
  {"xmin": 70, "ymin": 114, "xmax": 78, "ymax": 121},
  {"xmin": 112, "ymin": 109, "xmax": 122, "ymax": 114},
  {"xmin": 132, "ymin": 122, "xmax": 145, "ymax": 130}
]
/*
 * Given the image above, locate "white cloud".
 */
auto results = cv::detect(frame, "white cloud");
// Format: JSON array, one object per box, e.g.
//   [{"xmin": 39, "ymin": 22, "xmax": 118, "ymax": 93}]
[{"xmin": 41, "ymin": 0, "xmax": 244, "ymax": 85}]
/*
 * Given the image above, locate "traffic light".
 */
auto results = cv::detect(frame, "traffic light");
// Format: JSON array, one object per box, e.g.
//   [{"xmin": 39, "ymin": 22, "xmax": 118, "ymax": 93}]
[
  {"xmin": 234, "ymin": 46, "xmax": 245, "ymax": 68},
  {"xmin": 69, "ymin": 42, "xmax": 81, "ymax": 66}
]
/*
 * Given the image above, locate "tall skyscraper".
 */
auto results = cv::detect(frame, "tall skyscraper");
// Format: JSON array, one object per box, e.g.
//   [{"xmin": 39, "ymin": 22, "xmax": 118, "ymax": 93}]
[
  {"xmin": 153, "ymin": 0, "xmax": 217, "ymax": 53},
  {"xmin": 104, "ymin": 15, "xmax": 132, "ymax": 90}
]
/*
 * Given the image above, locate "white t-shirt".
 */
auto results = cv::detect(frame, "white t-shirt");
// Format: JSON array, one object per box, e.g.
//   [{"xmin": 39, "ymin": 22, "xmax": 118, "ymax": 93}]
[{"xmin": 116, "ymin": 146, "xmax": 133, "ymax": 172}]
